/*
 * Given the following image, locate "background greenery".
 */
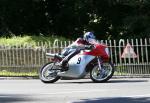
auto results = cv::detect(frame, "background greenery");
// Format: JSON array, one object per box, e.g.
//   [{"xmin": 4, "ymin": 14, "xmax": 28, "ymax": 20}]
[
  {"xmin": 0, "ymin": 35, "xmax": 68, "ymax": 45},
  {"xmin": 0, "ymin": 0, "xmax": 150, "ymax": 40}
]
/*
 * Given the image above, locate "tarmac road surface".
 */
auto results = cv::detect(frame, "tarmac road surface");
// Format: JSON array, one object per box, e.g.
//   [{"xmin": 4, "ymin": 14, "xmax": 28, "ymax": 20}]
[{"xmin": 0, "ymin": 78, "xmax": 150, "ymax": 103}]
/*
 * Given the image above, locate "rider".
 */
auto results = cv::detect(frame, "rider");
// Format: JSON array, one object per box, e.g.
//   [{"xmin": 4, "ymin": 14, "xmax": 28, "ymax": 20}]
[{"xmin": 59, "ymin": 32, "xmax": 96, "ymax": 71}]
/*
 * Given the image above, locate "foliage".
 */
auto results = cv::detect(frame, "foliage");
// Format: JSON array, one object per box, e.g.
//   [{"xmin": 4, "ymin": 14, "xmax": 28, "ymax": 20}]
[
  {"xmin": 0, "ymin": 35, "xmax": 68, "ymax": 46},
  {"xmin": 0, "ymin": 70, "xmax": 38, "ymax": 76},
  {"xmin": 0, "ymin": 0, "xmax": 150, "ymax": 40}
]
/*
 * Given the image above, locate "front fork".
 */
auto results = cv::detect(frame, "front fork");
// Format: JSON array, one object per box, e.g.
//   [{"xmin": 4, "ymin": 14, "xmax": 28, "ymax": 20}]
[
  {"xmin": 97, "ymin": 56, "xmax": 106, "ymax": 77},
  {"xmin": 97, "ymin": 56, "xmax": 102, "ymax": 70}
]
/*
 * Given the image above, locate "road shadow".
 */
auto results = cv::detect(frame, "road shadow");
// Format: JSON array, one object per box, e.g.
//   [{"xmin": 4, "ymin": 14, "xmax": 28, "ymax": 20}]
[
  {"xmin": 73, "ymin": 97, "xmax": 150, "ymax": 103},
  {"xmin": 0, "ymin": 94, "xmax": 33, "ymax": 103},
  {"xmin": 56, "ymin": 79, "xmax": 148, "ymax": 84},
  {"xmin": 107, "ymin": 79, "xmax": 148, "ymax": 83}
]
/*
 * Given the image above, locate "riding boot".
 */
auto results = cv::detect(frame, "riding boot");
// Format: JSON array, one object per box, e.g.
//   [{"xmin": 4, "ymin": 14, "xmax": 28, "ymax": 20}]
[
  {"xmin": 59, "ymin": 60, "xmax": 69, "ymax": 71},
  {"xmin": 59, "ymin": 49, "xmax": 79, "ymax": 71}
]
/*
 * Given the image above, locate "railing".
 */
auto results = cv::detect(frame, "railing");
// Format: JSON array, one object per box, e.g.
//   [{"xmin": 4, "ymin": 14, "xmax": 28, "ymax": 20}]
[{"xmin": 0, "ymin": 38, "xmax": 150, "ymax": 77}]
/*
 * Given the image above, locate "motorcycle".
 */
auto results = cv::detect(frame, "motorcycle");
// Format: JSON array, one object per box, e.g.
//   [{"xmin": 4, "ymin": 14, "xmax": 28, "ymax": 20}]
[{"xmin": 39, "ymin": 41, "xmax": 115, "ymax": 83}]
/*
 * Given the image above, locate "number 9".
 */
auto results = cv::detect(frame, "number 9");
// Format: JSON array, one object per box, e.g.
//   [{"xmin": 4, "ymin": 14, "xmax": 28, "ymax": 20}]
[{"xmin": 77, "ymin": 57, "xmax": 81, "ymax": 64}]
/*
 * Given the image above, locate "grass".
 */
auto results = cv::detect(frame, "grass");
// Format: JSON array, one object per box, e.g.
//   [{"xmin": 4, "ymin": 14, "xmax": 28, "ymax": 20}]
[
  {"xmin": 0, "ymin": 35, "xmax": 69, "ymax": 46},
  {"xmin": 0, "ymin": 71, "xmax": 38, "ymax": 77},
  {"xmin": 0, "ymin": 35, "xmax": 69, "ymax": 77}
]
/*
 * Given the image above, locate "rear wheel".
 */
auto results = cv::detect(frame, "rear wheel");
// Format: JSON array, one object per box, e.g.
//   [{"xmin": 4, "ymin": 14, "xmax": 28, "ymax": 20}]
[
  {"xmin": 39, "ymin": 62, "xmax": 60, "ymax": 83},
  {"xmin": 90, "ymin": 62, "xmax": 114, "ymax": 83}
]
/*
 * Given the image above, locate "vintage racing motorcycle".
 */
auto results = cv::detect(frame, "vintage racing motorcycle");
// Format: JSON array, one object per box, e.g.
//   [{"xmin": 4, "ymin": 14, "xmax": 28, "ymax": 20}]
[{"xmin": 39, "ymin": 40, "xmax": 115, "ymax": 83}]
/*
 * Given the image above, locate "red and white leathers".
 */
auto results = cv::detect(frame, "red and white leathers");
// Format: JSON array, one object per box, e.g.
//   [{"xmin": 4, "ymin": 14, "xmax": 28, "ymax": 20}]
[
  {"xmin": 60, "ymin": 38, "xmax": 110, "ymax": 70},
  {"xmin": 71, "ymin": 38, "xmax": 110, "ymax": 62},
  {"xmin": 71, "ymin": 38, "xmax": 90, "ymax": 47}
]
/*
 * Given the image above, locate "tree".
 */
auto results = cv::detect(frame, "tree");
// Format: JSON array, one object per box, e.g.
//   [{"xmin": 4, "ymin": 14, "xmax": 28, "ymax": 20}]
[{"xmin": 0, "ymin": 0, "xmax": 150, "ymax": 39}]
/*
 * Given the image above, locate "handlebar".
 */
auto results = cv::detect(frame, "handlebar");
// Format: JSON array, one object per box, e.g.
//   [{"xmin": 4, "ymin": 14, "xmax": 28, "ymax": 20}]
[{"xmin": 84, "ymin": 45, "xmax": 95, "ymax": 50}]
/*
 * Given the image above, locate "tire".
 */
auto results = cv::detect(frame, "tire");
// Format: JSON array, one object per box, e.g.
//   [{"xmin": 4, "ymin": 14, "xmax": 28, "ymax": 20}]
[
  {"xmin": 90, "ymin": 62, "xmax": 114, "ymax": 83},
  {"xmin": 39, "ymin": 62, "xmax": 60, "ymax": 83}
]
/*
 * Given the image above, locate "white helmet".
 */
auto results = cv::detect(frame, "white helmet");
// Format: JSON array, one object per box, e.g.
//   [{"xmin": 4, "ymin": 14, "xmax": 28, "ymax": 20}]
[{"xmin": 83, "ymin": 32, "xmax": 95, "ymax": 42}]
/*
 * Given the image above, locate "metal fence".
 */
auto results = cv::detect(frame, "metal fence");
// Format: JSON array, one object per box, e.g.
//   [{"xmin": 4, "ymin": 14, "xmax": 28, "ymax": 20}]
[{"xmin": 0, "ymin": 38, "xmax": 150, "ymax": 77}]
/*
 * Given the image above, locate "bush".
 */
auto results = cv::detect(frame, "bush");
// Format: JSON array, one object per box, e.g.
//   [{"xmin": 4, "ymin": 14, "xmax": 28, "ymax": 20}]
[{"xmin": 0, "ymin": 35, "xmax": 69, "ymax": 46}]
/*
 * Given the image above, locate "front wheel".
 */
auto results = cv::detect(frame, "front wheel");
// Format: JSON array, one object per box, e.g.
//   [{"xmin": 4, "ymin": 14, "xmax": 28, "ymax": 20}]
[
  {"xmin": 39, "ymin": 62, "xmax": 60, "ymax": 83},
  {"xmin": 90, "ymin": 62, "xmax": 114, "ymax": 83}
]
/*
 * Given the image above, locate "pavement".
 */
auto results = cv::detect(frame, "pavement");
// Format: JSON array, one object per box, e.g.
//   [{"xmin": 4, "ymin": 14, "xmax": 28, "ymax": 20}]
[{"xmin": 0, "ymin": 78, "xmax": 150, "ymax": 103}]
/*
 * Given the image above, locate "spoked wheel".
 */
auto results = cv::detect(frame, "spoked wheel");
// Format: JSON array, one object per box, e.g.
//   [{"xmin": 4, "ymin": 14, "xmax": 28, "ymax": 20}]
[
  {"xmin": 39, "ymin": 62, "xmax": 60, "ymax": 83},
  {"xmin": 90, "ymin": 62, "xmax": 114, "ymax": 83}
]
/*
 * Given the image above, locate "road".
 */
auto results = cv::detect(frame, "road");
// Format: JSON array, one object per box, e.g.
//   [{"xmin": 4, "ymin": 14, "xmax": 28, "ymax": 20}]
[{"xmin": 0, "ymin": 78, "xmax": 150, "ymax": 103}]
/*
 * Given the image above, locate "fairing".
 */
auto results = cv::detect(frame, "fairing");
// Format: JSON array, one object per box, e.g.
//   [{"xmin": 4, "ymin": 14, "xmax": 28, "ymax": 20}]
[{"xmin": 58, "ymin": 54, "xmax": 95, "ymax": 78}]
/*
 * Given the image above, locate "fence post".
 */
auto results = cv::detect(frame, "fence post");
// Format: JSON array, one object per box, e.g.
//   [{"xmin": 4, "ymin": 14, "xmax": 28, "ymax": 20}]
[
  {"xmin": 109, "ymin": 40, "xmax": 113, "ymax": 62},
  {"xmin": 145, "ymin": 38, "xmax": 148, "ymax": 63},
  {"xmin": 53, "ymin": 39, "xmax": 59, "ymax": 54},
  {"xmin": 119, "ymin": 39, "xmax": 125, "ymax": 64},
  {"xmin": 114, "ymin": 40, "xmax": 118, "ymax": 63},
  {"xmin": 136, "ymin": 39, "xmax": 140, "ymax": 63},
  {"xmin": 140, "ymin": 39, "xmax": 144, "ymax": 63}
]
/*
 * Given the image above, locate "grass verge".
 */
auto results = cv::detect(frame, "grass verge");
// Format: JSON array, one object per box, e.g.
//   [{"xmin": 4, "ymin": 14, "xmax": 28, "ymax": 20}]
[
  {"xmin": 0, "ymin": 35, "xmax": 69, "ymax": 46},
  {"xmin": 0, "ymin": 71, "xmax": 38, "ymax": 77}
]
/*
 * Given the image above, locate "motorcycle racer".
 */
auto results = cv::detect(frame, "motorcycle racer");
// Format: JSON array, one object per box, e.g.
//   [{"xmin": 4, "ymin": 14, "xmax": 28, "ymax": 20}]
[
  {"xmin": 40, "ymin": 32, "xmax": 114, "ymax": 83},
  {"xmin": 59, "ymin": 32, "xmax": 100, "ymax": 71}
]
